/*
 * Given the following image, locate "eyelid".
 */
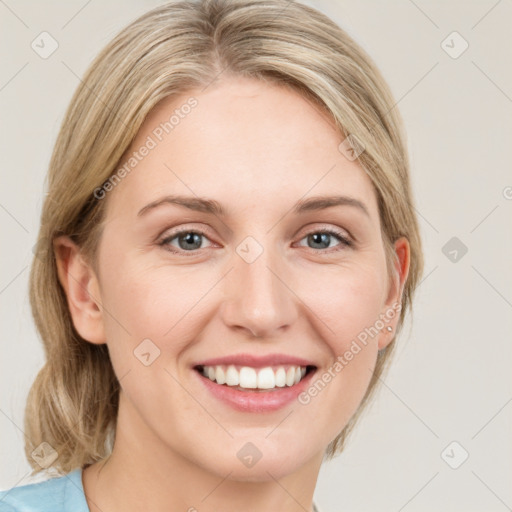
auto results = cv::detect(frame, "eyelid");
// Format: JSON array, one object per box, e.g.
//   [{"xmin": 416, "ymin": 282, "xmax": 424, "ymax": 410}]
[
  {"xmin": 158, "ymin": 222, "xmax": 215, "ymax": 240},
  {"xmin": 297, "ymin": 222, "xmax": 352, "ymax": 240},
  {"xmin": 158, "ymin": 222, "xmax": 352, "ymax": 242}
]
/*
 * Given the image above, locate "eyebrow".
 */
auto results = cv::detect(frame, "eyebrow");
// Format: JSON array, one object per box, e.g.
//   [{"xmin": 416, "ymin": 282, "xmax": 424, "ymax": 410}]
[{"xmin": 137, "ymin": 194, "xmax": 370, "ymax": 218}]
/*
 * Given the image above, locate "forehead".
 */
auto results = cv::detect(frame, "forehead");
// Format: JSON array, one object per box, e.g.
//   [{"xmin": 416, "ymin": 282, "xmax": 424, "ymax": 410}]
[{"xmin": 105, "ymin": 75, "xmax": 378, "ymax": 222}]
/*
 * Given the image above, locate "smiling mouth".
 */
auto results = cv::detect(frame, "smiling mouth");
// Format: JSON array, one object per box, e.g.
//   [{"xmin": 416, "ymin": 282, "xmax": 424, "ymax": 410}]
[{"xmin": 194, "ymin": 364, "xmax": 317, "ymax": 391}]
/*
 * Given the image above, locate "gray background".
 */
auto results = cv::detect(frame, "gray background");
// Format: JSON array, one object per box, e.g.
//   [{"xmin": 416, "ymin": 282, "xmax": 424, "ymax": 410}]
[{"xmin": 1, "ymin": 1, "xmax": 511, "ymax": 510}]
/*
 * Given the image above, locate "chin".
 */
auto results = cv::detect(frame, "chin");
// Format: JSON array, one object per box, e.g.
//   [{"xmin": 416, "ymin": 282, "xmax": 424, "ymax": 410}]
[{"xmin": 194, "ymin": 435, "xmax": 319, "ymax": 482}]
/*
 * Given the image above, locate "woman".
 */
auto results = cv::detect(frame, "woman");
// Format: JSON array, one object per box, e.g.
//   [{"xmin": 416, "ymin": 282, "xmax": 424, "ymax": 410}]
[{"xmin": 0, "ymin": 0, "xmax": 423, "ymax": 510}]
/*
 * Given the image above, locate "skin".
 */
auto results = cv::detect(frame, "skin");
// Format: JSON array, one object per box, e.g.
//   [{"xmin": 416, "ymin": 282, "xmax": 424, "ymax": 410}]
[{"xmin": 55, "ymin": 75, "xmax": 409, "ymax": 512}]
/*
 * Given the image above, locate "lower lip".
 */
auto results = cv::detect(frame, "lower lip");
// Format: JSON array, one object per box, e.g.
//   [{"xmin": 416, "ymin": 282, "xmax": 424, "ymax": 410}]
[{"xmin": 194, "ymin": 368, "xmax": 317, "ymax": 412}]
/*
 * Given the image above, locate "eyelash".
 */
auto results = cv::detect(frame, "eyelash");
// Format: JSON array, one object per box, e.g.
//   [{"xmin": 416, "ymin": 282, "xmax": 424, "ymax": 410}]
[{"xmin": 158, "ymin": 226, "xmax": 353, "ymax": 256}]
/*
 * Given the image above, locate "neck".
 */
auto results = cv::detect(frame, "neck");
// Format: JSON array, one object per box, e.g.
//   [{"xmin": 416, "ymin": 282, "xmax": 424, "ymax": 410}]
[{"xmin": 82, "ymin": 392, "xmax": 323, "ymax": 512}]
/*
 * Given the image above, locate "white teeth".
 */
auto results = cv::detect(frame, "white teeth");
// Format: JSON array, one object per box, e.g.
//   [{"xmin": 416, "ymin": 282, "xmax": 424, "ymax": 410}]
[
  {"xmin": 225, "ymin": 365, "xmax": 239, "ymax": 386},
  {"xmin": 257, "ymin": 367, "xmax": 275, "ymax": 389},
  {"xmin": 200, "ymin": 364, "xmax": 310, "ymax": 390},
  {"xmin": 285, "ymin": 367, "xmax": 295, "ymax": 386},
  {"xmin": 239, "ymin": 367, "xmax": 257, "ymax": 388},
  {"xmin": 275, "ymin": 367, "xmax": 286, "ymax": 387},
  {"xmin": 215, "ymin": 366, "xmax": 226, "ymax": 385}
]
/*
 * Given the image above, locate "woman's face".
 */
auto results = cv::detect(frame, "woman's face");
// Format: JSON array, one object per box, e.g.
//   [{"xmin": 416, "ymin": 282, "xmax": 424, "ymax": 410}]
[{"xmin": 67, "ymin": 75, "xmax": 408, "ymax": 481}]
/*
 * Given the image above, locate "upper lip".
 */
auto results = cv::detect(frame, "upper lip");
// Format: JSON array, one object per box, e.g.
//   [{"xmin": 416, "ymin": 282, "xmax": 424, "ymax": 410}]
[{"xmin": 193, "ymin": 353, "xmax": 317, "ymax": 368}]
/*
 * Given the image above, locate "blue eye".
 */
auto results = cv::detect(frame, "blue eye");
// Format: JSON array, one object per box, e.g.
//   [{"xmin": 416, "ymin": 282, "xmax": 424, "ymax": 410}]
[
  {"xmin": 160, "ymin": 230, "xmax": 212, "ymax": 254},
  {"xmin": 298, "ymin": 229, "xmax": 352, "ymax": 251},
  {"xmin": 159, "ymin": 227, "xmax": 352, "ymax": 255}
]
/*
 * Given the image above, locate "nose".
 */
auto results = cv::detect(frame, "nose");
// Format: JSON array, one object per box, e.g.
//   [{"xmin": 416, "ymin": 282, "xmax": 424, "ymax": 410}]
[{"xmin": 221, "ymin": 246, "xmax": 298, "ymax": 339}]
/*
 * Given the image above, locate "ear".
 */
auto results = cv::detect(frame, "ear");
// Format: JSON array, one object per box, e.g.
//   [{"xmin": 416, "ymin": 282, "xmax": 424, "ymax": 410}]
[
  {"xmin": 53, "ymin": 235, "xmax": 106, "ymax": 345},
  {"xmin": 378, "ymin": 236, "xmax": 410, "ymax": 350}
]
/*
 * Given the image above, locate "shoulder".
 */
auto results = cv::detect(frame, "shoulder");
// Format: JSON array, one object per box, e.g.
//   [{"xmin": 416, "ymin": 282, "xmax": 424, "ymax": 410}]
[{"xmin": 0, "ymin": 468, "xmax": 89, "ymax": 512}]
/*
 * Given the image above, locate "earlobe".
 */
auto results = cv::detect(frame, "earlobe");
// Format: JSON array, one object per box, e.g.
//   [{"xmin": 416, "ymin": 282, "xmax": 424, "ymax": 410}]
[
  {"xmin": 378, "ymin": 236, "xmax": 410, "ymax": 350},
  {"xmin": 53, "ymin": 235, "xmax": 106, "ymax": 345}
]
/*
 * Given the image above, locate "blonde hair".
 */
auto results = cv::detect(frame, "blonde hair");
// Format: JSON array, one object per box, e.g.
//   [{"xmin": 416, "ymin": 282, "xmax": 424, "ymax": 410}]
[{"xmin": 26, "ymin": 0, "xmax": 424, "ymax": 475}]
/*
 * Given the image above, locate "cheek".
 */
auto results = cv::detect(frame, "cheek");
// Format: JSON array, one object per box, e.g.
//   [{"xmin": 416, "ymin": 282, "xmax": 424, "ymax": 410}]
[
  {"xmin": 292, "ymin": 261, "xmax": 385, "ymax": 430},
  {"xmin": 299, "ymin": 258, "xmax": 387, "ymax": 351},
  {"xmin": 97, "ymin": 255, "xmax": 214, "ymax": 361}
]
